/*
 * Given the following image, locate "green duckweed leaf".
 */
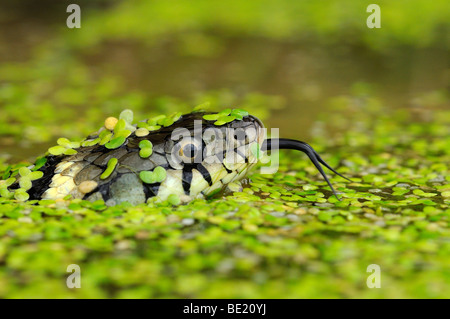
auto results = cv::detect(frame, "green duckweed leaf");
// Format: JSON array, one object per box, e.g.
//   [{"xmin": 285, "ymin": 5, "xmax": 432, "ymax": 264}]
[
  {"xmin": 139, "ymin": 171, "xmax": 156, "ymax": 184},
  {"xmin": 168, "ymin": 194, "xmax": 181, "ymax": 205},
  {"xmin": 5, "ymin": 178, "xmax": 16, "ymax": 187},
  {"xmin": 119, "ymin": 109, "xmax": 134, "ymax": 124},
  {"xmin": 193, "ymin": 102, "xmax": 210, "ymax": 112},
  {"xmin": 114, "ymin": 119, "xmax": 127, "ymax": 134},
  {"xmin": 99, "ymin": 132, "xmax": 113, "ymax": 145},
  {"xmin": 100, "ymin": 158, "xmax": 118, "ymax": 179},
  {"xmin": 230, "ymin": 108, "xmax": 249, "ymax": 120},
  {"xmin": 152, "ymin": 115, "xmax": 167, "ymax": 126},
  {"xmin": 19, "ymin": 178, "xmax": 32, "ymax": 190},
  {"xmin": 170, "ymin": 112, "xmax": 182, "ymax": 122},
  {"xmin": 153, "ymin": 166, "xmax": 166, "ymax": 183},
  {"xmin": 14, "ymin": 189, "xmax": 29, "ymax": 201},
  {"xmin": 139, "ymin": 147, "xmax": 153, "ymax": 158},
  {"xmin": 218, "ymin": 108, "xmax": 232, "ymax": 116},
  {"xmin": 115, "ymin": 129, "xmax": 132, "ymax": 139},
  {"xmin": 67, "ymin": 141, "xmax": 81, "ymax": 149},
  {"xmin": 29, "ymin": 171, "xmax": 44, "ymax": 181},
  {"xmin": 63, "ymin": 149, "xmax": 78, "ymax": 155},
  {"xmin": 0, "ymin": 188, "xmax": 13, "ymax": 198},
  {"xmin": 214, "ymin": 115, "xmax": 236, "ymax": 126},
  {"xmin": 139, "ymin": 140, "xmax": 152, "ymax": 149},
  {"xmin": 105, "ymin": 136, "xmax": 126, "ymax": 149},
  {"xmin": 203, "ymin": 114, "xmax": 220, "ymax": 121},
  {"xmin": 81, "ymin": 138, "xmax": 101, "ymax": 147},
  {"xmin": 161, "ymin": 118, "xmax": 175, "ymax": 127},
  {"xmin": 2, "ymin": 165, "xmax": 12, "ymax": 179},
  {"xmin": 57, "ymin": 138, "xmax": 70, "ymax": 146},
  {"xmin": 33, "ymin": 157, "xmax": 47, "ymax": 171},
  {"xmin": 19, "ymin": 167, "xmax": 31, "ymax": 177},
  {"xmin": 48, "ymin": 145, "xmax": 67, "ymax": 156}
]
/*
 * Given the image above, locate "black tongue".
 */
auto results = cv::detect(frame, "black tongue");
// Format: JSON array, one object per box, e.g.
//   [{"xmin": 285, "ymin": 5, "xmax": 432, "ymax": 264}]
[{"xmin": 261, "ymin": 138, "xmax": 351, "ymax": 200}]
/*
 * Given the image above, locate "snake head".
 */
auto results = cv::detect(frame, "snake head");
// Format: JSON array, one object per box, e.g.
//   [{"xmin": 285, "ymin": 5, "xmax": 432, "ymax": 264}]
[{"xmin": 163, "ymin": 112, "xmax": 265, "ymax": 172}]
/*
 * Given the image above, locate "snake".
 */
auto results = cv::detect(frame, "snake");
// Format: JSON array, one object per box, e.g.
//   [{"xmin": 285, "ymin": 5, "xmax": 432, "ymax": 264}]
[{"xmin": 0, "ymin": 108, "xmax": 350, "ymax": 205}]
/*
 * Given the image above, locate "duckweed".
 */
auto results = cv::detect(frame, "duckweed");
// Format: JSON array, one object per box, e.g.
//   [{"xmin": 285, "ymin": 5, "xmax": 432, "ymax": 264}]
[
  {"xmin": 105, "ymin": 136, "xmax": 126, "ymax": 150},
  {"xmin": 203, "ymin": 108, "xmax": 249, "ymax": 125},
  {"xmin": 149, "ymin": 115, "xmax": 167, "ymax": 125},
  {"xmin": 135, "ymin": 128, "xmax": 149, "ymax": 137},
  {"xmin": 19, "ymin": 167, "xmax": 31, "ymax": 177},
  {"xmin": 57, "ymin": 138, "xmax": 80, "ymax": 149},
  {"xmin": 48, "ymin": 138, "xmax": 80, "ymax": 156},
  {"xmin": 138, "ymin": 140, "xmax": 153, "ymax": 158},
  {"xmin": 48, "ymin": 145, "xmax": 69, "ymax": 156},
  {"xmin": 13, "ymin": 188, "xmax": 29, "ymax": 201},
  {"xmin": 137, "ymin": 122, "xmax": 161, "ymax": 132},
  {"xmin": 153, "ymin": 166, "xmax": 167, "ymax": 182},
  {"xmin": 218, "ymin": 108, "xmax": 232, "ymax": 116},
  {"xmin": 167, "ymin": 193, "xmax": 181, "ymax": 205},
  {"xmin": 119, "ymin": 109, "xmax": 134, "ymax": 124},
  {"xmin": 214, "ymin": 115, "xmax": 236, "ymax": 126},
  {"xmin": 230, "ymin": 108, "xmax": 249, "ymax": 120},
  {"xmin": 81, "ymin": 138, "xmax": 101, "ymax": 147},
  {"xmin": 159, "ymin": 112, "xmax": 183, "ymax": 127},
  {"xmin": 139, "ymin": 148, "xmax": 152, "ymax": 158},
  {"xmin": 100, "ymin": 158, "xmax": 118, "ymax": 179},
  {"xmin": 202, "ymin": 114, "xmax": 220, "ymax": 121},
  {"xmin": 98, "ymin": 130, "xmax": 113, "ymax": 145},
  {"xmin": 139, "ymin": 166, "xmax": 166, "ymax": 184},
  {"xmin": 193, "ymin": 102, "xmax": 210, "ymax": 112},
  {"xmin": 114, "ymin": 119, "xmax": 127, "ymax": 133},
  {"xmin": 139, "ymin": 171, "xmax": 155, "ymax": 184}
]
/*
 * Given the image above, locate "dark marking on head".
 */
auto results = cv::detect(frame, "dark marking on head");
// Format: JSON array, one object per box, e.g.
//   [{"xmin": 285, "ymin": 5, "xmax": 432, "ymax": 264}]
[
  {"xmin": 196, "ymin": 164, "xmax": 212, "ymax": 186},
  {"xmin": 182, "ymin": 167, "xmax": 193, "ymax": 195},
  {"xmin": 143, "ymin": 182, "xmax": 160, "ymax": 200},
  {"xmin": 222, "ymin": 162, "xmax": 232, "ymax": 174}
]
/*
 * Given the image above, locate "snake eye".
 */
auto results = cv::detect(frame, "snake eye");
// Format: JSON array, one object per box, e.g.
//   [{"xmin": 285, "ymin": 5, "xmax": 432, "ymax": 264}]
[
  {"xmin": 172, "ymin": 137, "xmax": 202, "ymax": 164},
  {"xmin": 181, "ymin": 143, "xmax": 197, "ymax": 158}
]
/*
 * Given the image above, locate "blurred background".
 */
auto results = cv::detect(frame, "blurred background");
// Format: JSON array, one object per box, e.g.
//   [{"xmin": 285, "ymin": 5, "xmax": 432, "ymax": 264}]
[
  {"xmin": 0, "ymin": 0, "xmax": 448, "ymax": 161},
  {"xmin": 0, "ymin": 0, "xmax": 449, "ymax": 299}
]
